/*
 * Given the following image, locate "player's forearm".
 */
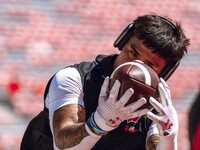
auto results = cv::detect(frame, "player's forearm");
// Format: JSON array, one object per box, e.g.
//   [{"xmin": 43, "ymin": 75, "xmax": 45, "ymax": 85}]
[
  {"xmin": 52, "ymin": 103, "xmax": 92, "ymax": 149},
  {"xmin": 146, "ymin": 134, "xmax": 159, "ymax": 150},
  {"xmin": 146, "ymin": 133, "xmax": 178, "ymax": 150},
  {"xmin": 55, "ymin": 122, "xmax": 88, "ymax": 149},
  {"xmin": 55, "ymin": 122, "xmax": 101, "ymax": 149}
]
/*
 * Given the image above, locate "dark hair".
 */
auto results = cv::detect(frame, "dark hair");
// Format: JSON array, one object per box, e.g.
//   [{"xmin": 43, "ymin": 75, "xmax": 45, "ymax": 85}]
[{"xmin": 132, "ymin": 14, "xmax": 190, "ymax": 63}]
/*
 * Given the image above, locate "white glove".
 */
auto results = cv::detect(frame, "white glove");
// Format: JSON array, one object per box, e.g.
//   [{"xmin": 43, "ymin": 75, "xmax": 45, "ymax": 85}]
[
  {"xmin": 93, "ymin": 77, "xmax": 149, "ymax": 131},
  {"xmin": 147, "ymin": 78, "xmax": 178, "ymax": 149}
]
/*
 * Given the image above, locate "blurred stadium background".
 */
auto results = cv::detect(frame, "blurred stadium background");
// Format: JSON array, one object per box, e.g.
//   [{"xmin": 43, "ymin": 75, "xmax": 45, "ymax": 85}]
[{"xmin": 0, "ymin": 0, "xmax": 199, "ymax": 149}]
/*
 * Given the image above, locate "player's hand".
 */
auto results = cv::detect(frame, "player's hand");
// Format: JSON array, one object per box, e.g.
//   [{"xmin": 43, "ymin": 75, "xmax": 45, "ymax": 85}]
[
  {"xmin": 147, "ymin": 78, "xmax": 178, "ymax": 137},
  {"xmin": 93, "ymin": 77, "xmax": 148, "ymax": 131}
]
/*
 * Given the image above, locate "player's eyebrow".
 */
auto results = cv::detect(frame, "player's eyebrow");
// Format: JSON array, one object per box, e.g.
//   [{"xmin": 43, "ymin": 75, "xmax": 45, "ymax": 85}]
[
  {"xmin": 147, "ymin": 61, "xmax": 154, "ymax": 66},
  {"xmin": 131, "ymin": 44, "xmax": 140, "ymax": 56},
  {"xmin": 131, "ymin": 44, "xmax": 156, "ymax": 68}
]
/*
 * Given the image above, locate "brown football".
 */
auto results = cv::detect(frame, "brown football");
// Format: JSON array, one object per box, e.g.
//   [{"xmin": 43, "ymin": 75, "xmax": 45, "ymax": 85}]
[{"xmin": 109, "ymin": 60, "xmax": 160, "ymax": 110}]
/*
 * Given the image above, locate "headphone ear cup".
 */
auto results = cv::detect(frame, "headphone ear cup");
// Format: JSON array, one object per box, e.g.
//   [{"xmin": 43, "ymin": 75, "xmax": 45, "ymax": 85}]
[
  {"xmin": 114, "ymin": 23, "xmax": 134, "ymax": 50},
  {"xmin": 118, "ymin": 31, "xmax": 132, "ymax": 50},
  {"xmin": 159, "ymin": 61, "xmax": 180, "ymax": 80}
]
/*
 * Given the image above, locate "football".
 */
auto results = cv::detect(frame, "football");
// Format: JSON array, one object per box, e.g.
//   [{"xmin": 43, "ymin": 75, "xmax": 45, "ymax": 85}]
[{"xmin": 109, "ymin": 60, "xmax": 160, "ymax": 110}]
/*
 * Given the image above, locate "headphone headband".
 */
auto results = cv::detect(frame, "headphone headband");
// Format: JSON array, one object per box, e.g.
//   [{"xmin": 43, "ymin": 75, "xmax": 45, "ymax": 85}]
[
  {"xmin": 157, "ymin": 16, "xmax": 177, "ymax": 31},
  {"xmin": 114, "ymin": 15, "xmax": 177, "ymax": 49}
]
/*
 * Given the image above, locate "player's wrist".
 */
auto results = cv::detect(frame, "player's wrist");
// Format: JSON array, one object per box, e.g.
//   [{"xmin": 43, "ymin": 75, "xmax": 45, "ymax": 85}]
[
  {"xmin": 160, "ymin": 131, "xmax": 176, "ymax": 138},
  {"xmin": 93, "ymin": 111, "xmax": 116, "ymax": 131},
  {"xmin": 86, "ymin": 112, "xmax": 112, "ymax": 136},
  {"xmin": 159, "ymin": 126, "xmax": 178, "ymax": 138},
  {"xmin": 158, "ymin": 133, "xmax": 178, "ymax": 150},
  {"xmin": 85, "ymin": 122, "xmax": 101, "ymax": 137}
]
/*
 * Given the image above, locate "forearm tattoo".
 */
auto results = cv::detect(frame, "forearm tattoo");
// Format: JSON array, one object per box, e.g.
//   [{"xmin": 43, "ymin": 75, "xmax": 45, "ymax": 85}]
[
  {"xmin": 146, "ymin": 134, "xmax": 159, "ymax": 150},
  {"xmin": 54, "ymin": 104, "xmax": 89, "ymax": 149},
  {"xmin": 58, "ymin": 123, "xmax": 89, "ymax": 148}
]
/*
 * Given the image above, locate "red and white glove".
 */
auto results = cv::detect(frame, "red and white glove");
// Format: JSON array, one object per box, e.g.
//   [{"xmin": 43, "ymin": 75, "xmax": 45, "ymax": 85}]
[
  {"xmin": 94, "ymin": 77, "xmax": 149, "ymax": 131},
  {"xmin": 147, "ymin": 78, "xmax": 178, "ymax": 150}
]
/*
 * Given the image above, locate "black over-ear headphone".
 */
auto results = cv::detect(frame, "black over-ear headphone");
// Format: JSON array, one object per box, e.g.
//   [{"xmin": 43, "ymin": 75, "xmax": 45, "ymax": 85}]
[{"xmin": 113, "ymin": 15, "xmax": 180, "ymax": 81}]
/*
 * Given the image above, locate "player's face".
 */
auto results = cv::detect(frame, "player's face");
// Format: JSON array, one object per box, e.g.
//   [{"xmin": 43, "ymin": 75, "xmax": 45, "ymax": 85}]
[{"xmin": 114, "ymin": 36, "xmax": 167, "ymax": 75}]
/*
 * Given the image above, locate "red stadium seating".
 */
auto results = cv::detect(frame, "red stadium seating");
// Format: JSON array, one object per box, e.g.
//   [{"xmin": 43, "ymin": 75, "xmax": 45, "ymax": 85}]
[{"xmin": 0, "ymin": 0, "xmax": 200, "ymax": 149}]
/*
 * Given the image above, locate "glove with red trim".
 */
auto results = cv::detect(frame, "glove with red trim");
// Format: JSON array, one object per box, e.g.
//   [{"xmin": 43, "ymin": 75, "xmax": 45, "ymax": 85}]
[
  {"xmin": 94, "ymin": 77, "xmax": 149, "ymax": 131},
  {"xmin": 147, "ymin": 78, "xmax": 178, "ymax": 150}
]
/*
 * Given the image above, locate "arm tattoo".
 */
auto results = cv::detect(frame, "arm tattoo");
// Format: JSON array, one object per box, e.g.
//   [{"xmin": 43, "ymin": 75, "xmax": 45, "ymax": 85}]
[
  {"xmin": 53, "ymin": 104, "xmax": 89, "ymax": 149},
  {"xmin": 146, "ymin": 134, "xmax": 159, "ymax": 150},
  {"xmin": 59, "ymin": 123, "xmax": 89, "ymax": 148}
]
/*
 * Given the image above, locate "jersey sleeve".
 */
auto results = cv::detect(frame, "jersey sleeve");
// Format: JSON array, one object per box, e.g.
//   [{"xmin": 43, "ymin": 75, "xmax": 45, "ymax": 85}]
[
  {"xmin": 45, "ymin": 67, "xmax": 84, "ymax": 114},
  {"xmin": 45, "ymin": 67, "xmax": 84, "ymax": 150},
  {"xmin": 146, "ymin": 121, "xmax": 159, "ymax": 139}
]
